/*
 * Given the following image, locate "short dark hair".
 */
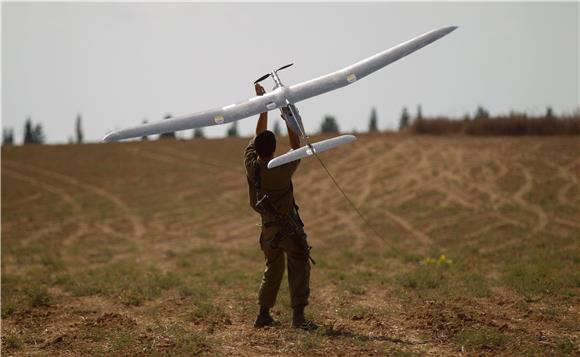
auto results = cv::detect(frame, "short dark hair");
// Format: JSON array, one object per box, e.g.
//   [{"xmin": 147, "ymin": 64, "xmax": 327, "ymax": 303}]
[{"xmin": 255, "ymin": 130, "xmax": 276, "ymax": 157}]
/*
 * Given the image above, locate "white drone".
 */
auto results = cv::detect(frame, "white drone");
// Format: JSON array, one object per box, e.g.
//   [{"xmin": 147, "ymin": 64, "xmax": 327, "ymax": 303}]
[{"xmin": 104, "ymin": 26, "xmax": 457, "ymax": 169}]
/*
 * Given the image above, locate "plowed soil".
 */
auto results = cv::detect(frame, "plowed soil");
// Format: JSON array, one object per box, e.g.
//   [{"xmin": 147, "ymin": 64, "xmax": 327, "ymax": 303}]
[{"xmin": 2, "ymin": 134, "xmax": 579, "ymax": 356}]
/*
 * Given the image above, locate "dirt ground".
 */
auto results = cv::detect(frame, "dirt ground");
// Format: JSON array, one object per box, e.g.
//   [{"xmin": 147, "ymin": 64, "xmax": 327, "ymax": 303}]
[{"xmin": 1, "ymin": 134, "xmax": 579, "ymax": 356}]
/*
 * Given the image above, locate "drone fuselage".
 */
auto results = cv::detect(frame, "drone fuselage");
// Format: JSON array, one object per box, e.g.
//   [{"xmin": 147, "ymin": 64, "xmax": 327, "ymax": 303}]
[{"xmin": 270, "ymin": 71, "xmax": 308, "ymax": 139}]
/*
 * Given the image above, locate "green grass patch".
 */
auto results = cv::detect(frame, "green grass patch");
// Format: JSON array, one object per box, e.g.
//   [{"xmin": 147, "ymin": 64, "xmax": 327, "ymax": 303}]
[
  {"xmin": 71, "ymin": 316, "xmax": 139, "ymax": 355},
  {"xmin": 41, "ymin": 254, "xmax": 66, "ymax": 271},
  {"xmin": 291, "ymin": 329, "xmax": 325, "ymax": 353},
  {"xmin": 460, "ymin": 272, "xmax": 490, "ymax": 298},
  {"xmin": 57, "ymin": 260, "xmax": 182, "ymax": 306},
  {"xmin": 212, "ymin": 269, "xmax": 254, "ymax": 287},
  {"xmin": 398, "ymin": 266, "xmax": 444, "ymax": 290},
  {"xmin": 555, "ymin": 336, "xmax": 576, "ymax": 355},
  {"xmin": 190, "ymin": 301, "xmax": 227, "ymax": 323},
  {"xmin": 455, "ymin": 327, "xmax": 508, "ymax": 350},
  {"xmin": 165, "ymin": 249, "xmax": 178, "ymax": 258},
  {"xmin": 26, "ymin": 285, "xmax": 52, "ymax": 307},
  {"xmin": 502, "ymin": 258, "xmax": 579, "ymax": 297},
  {"xmin": 1, "ymin": 272, "xmax": 56, "ymax": 314},
  {"xmin": 163, "ymin": 324, "xmax": 210, "ymax": 355},
  {"xmin": 394, "ymin": 258, "xmax": 492, "ymax": 299},
  {"xmin": 1, "ymin": 273, "xmax": 19, "ymax": 317},
  {"xmin": 178, "ymin": 284, "xmax": 210, "ymax": 299}
]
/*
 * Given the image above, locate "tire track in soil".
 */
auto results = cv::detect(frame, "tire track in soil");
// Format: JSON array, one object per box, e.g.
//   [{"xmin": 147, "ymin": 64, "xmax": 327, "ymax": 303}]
[
  {"xmin": 127, "ymin": 145, "xmax": 246, "ymax": 208},
  {"xmin": 513, "ymin": 163, "xmax": 548, "ymax": 233},
  {"xmin": 4, "ymin": 169, "xmax": 90, "ymax": 247},
  {"xmin": 468, "ymin": 145, "xmax": 512, "ymax": 210},
  {"xmin": 317, "ymin": 138, "xmax": 436, "ymax": 252},
  {"xmin": 5, "ymin": 160, "xmax": 146, "ymax": 239},
  {"xmin": 376, "ymin": 141, "xmax": 444, "ymax": 248},
  {"xmin": 554, "ymin": 217, "xmax": 580, "ymax": 230},
  {"xmin": 439, "ymin": 141, "xmax": 530, "ymax": 239},
  {"xmin": 388, "ymin": 141, "xmax": 524, "ymax": 254},
  {"xmin": 441, "ymin": 142, "xmax": 531, "ymax": 252},
  {"xmin": 10, "ymin": 192, "xmax": 41, "ymax": 206},
  {"xmin": 420, "ymin": 145, "xmax": 477, "ymax": 211},
  {"xmin": 477, "ymin": 162, "xmax": 551, "ymax": 255},
  {"xmin": 125, "ymin": 146, "xmax": 249, "ymax": 249},
  {"xmin": 541, "ymin": 158, "xmax": 580, "ymax": 207},
  {"xmin": 156, "ymin": 146, "xmax": 243, "ymax": 174},
  {"xmin": 354, "ymin": 139, "xmax": 435, "ymax": 250},
  {"xmin": 336, "ymin": 138, "xmax": 393, "ymax": 249}
]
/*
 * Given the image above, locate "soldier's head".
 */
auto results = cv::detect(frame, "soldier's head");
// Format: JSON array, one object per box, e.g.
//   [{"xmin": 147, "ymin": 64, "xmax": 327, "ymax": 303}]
[{"xmin": 255, "ymin": 130, "xmax": 276, "ymax": 159}]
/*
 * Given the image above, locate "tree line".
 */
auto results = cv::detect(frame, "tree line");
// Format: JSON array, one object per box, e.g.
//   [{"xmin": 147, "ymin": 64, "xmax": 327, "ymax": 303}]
[
  {"xmin": 4, "ymin": 105, "xmax": 578, "ymax": 146},
  {"xmin": 406, "ymin": 106, "xmax": 580, "ymax": 136}
]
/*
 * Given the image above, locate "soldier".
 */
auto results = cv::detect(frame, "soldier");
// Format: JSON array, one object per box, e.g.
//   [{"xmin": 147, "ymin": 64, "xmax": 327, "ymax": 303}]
[{"xmin": 244, "ymin": 83, "xmax": 316, "ymax": 330}]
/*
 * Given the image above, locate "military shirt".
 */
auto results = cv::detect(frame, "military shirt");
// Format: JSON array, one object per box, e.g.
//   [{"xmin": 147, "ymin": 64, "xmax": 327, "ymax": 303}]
[{"xmin": 244, "ymin": 137, "xmax": 300, "ymax": 220}]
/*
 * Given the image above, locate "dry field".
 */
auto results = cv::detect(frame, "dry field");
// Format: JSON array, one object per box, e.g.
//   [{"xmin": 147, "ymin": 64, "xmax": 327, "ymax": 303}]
[{"xmin": 1, "ymin": 134, "xmax": 579, "ymax": 356}]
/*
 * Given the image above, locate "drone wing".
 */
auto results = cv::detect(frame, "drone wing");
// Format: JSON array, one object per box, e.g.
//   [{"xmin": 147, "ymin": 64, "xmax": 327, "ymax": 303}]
[
  {"xmin": 104, "ymin": 26, "xmax": 457, "ymax": 142},
  {"xmin": 285, "ymin": 26, "xmax": 457, "ymax": 104},
  {"xmin": 267, "ymin": 135, "xmax": 357, "ymax": 169},
  {"xmin": 103, "ymin": 90, "xmax": 287, "ymax": 141}
]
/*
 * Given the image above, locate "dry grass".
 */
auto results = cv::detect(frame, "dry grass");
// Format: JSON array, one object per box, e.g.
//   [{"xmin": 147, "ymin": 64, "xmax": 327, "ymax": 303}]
[{"xmin": 2, "ymin": 134, "xmax": 579, "ymax": 356}]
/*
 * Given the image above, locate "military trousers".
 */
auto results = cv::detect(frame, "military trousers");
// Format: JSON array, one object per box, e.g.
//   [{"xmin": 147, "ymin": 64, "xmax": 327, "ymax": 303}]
[{"xmin": 258, "ymin": 224, "xmax": 311, "ymax": 309}]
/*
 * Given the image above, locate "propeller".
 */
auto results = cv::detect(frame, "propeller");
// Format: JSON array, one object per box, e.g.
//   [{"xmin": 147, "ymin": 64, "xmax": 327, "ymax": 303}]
[
  {"xmin": 254, "ymin": 63, "xmax": 294, "ymax": 84},
  {"xmin": 276, "ymin": 63, "xmax": 293, "ymax": 72},
  {"xmin": 253, "ymin": 73, "xmax": 271, "ymax": 84}
]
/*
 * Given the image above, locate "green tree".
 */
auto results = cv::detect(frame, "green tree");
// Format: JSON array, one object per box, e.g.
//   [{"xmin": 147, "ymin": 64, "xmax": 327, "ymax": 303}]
[
  {"xmin": 159, "ymin": 114, "xmax": 176, "ymax": 139},
  {"xmin": 546, "ymin": 106, "xmax": 554, "ymax": 119},
  {"xmin": 2, "ymin": 127, "xmax": 14, "ymax": 145},
  {"xmin": 34, "ymin": 124, "xmax": 45, "ymax": 144},
  {"xmin": 75, "ymin": 113, "xmax": 83, "ymax": 143},
  {"xmin": 399, "ymin": 107, "xmax": 410, "ymax": 131},
  {"xmin": 23, "ymin": 117, "xmax": 34, "ymax": 144},
  {"xmin": 368, "ymin": 107, "xmax": 378, "ymax": 132},
  {"xmin": 23, "ymin": 117, "xmax": 45, "ymax": 144},
  {"xmin": 227, "ymin": 121, "xmax": 238, "ymax": 137},
  {"xmin": 474, "ymin": 106, "xmax": 490, "ymax": 120},
  {"xmin": 320, "ymin": 115, "xmax": 339, "ymax": 133},
  {"xmin": 416, "ymin": 105, "xmax": 423, "ymax": 120}
]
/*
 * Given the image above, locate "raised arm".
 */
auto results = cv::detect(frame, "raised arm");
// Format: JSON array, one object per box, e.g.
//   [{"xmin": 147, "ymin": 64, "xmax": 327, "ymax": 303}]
[
  {"xmin": 254, "ymin": 83, "xmax": 267, "ymax": 135},
  {"xmin": 281, "ymin": 107, "xmax": 301, "ymax": 150}
]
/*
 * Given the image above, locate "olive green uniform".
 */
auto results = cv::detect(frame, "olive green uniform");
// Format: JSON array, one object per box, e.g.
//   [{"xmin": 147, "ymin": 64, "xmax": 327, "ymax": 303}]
[{"xmin": 244, "ymin": 138, "xmax": 311, "ymax": 309}]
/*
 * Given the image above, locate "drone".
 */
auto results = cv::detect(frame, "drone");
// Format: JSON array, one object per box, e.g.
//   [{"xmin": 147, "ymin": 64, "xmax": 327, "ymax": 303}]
[{"xmin": 103, "ymin": 26, "xmax": 457, "ymax": 169}]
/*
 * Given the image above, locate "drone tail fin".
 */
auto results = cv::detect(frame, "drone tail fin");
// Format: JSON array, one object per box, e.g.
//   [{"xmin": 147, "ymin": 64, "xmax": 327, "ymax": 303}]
[{"xmin": 267, "ymin": 134, "xmax": 357, "ymax": 169}]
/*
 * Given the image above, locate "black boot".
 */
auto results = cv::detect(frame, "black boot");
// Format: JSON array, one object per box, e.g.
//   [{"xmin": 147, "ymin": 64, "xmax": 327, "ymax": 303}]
[
  {"xmin": 254, "ymin": 306, "xmax": 278, "ymax": 328},
  {"xmin": 291, "ymin": 305, "xmax": 318, "ymax": 330}
]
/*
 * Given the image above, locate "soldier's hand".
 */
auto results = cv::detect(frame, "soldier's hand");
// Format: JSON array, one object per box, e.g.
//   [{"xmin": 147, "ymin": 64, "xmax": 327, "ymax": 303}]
[{"xmin": 255, "ymin": 83, "xmax": 265, "ymax": 96}]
